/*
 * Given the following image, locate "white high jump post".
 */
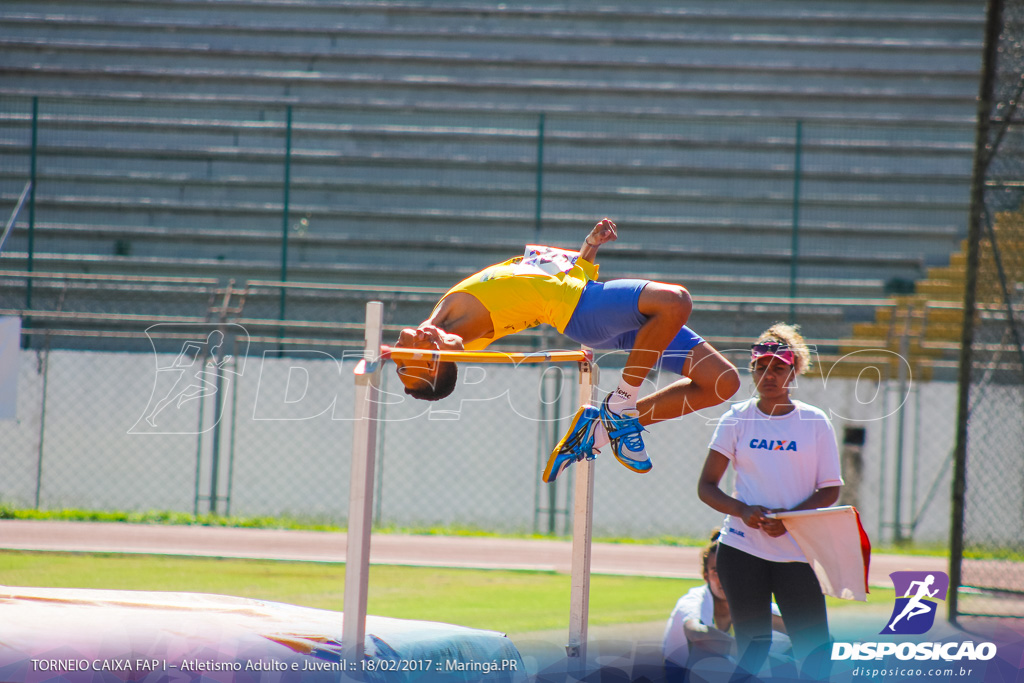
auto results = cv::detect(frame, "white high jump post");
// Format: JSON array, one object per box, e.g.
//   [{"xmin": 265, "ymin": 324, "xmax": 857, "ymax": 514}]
[
  {"xmin": 343, "ymin": 301, "xmax": 599, "ymax": 663},
  {"xmin": 343, "ymin": 301, "xmax": 384, "ymax": 663},
  {"xmin": 567, "ymin": 347, "xmax": 599, "ymax": 660}
]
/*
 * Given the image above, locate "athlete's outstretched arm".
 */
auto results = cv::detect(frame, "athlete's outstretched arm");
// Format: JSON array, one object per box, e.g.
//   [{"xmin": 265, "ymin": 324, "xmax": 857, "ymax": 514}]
[{"xmin": 579, "ymin": 217, "xmax": 617, "ymax": 263}]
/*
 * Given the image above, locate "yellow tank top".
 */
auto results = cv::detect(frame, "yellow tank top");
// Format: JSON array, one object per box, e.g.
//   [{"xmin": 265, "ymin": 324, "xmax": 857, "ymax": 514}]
[{"xmin": 440, "ymin": 256, "xmax": 599, "ymax": 350}]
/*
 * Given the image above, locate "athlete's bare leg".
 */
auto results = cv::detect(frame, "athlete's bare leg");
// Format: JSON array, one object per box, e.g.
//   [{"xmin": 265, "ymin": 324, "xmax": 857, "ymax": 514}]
[
  {"xmin": 619, "ymin": 282, "xmax": 693, "ymax": 389},
  {"xmin": 636, "ymin": 341, "xmax": 741, "ymax": 427}
]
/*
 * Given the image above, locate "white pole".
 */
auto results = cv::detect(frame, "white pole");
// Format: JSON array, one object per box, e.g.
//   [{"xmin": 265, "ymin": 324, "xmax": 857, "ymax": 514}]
[
  {"xmin": 567, "ymin": 349, "xmax": 598, "ymax": 659},
  {"xmin": 343, "ymin": 301, "xmax": 384, "ymax": 663}
]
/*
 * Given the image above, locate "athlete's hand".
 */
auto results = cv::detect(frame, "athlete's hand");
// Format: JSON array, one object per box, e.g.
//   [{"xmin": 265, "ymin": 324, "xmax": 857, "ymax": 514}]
[
  {"xmin": 415, "ymin": 325, "xmax": 444, "ymax": 346},
  {"xmin": 588, "ymin": 218, "xmax": 618, "ymax": 246},
  {"xmin": 397, "ymin": 325, "xmax": 447, "ymax": 349}
]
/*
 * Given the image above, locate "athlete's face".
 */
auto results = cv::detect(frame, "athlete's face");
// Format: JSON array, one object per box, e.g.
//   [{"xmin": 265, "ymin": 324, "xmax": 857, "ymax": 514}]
[
  {"xmin": 704, "ymin": 551, "xmax": 726, "ymax": 601},
  {"xmin": 751, "ymin": 356, "xmax": 796, "ymax": 399},
  {"xmin": 394, "ymin": 325, "xmax": 464, "ymax": 393}
]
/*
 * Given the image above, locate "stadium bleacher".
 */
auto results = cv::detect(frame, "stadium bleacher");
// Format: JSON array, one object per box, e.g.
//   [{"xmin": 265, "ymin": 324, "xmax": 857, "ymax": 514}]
[{"xmin": 0, "ymin": 0, "xmax": 988, "ymax": 364}]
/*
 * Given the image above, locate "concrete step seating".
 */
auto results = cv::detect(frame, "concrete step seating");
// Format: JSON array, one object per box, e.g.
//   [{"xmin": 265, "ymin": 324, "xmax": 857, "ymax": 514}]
[
  {"xmin": 0, "ymin": 105, "xmax": 977, "ymax": 173},
  {"xmin": 0, "ymin": 97, "xmax": 971, "ymax": 286},
  {"xmin": 0, "ymin": 0, "xmax": 988, "ymax": 349},
  {"xmin": 0, "ymin": 240, "xmax": 906, "ymax": 301},
  {"xmin": 0, "ymin": 64, "xmax": 981, "ymax": 121},
  {"xmin": 0, "ymin": 0, "xmax": 984, "ymax": 117},
  {"xmin": 0, "ymin": 37, "xmax": 985, "ymax": 92},
  {"xmin": 0, "ymin": 35, "xmax": 983, "ymax": 100},
  {"xmin": 0, "ymin": 268, "xmax": 869, "ymax": 365},
  {"xmin": 830, "ymin": 205, "xmax": 1024, "ymax": 381},
  {"xmin": 0, "ymin": 1, "xmax": 986, "ymax": 62}
]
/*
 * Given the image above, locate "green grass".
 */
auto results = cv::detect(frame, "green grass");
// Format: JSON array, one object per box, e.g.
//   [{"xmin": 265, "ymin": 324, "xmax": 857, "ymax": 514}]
[
  {"xmin": 0, "ymin": 550, "xmax": 694, "ymax": 634},
  {"xmin": 0, "ymin": 505, "xmax": 344, "ymax": 532},
  {"xmin": 0, "ymin": 550, "xmax": 895, "ymax": 640}
]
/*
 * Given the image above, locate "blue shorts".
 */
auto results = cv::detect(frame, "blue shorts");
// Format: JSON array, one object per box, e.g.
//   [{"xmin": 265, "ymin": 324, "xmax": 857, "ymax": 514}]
[{"xmin": 562, "ymin": 279, "xmax": 704, "ymax": 376}]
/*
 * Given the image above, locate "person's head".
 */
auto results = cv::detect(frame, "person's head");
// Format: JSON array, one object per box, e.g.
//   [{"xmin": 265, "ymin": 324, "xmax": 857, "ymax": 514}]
[
  {"xmin": 702, "ymin": 529, "xmax": 726, "ymax": 600},
  {"xmin": 393, "ymin": 325, "xmax": 463, "ymax": 401},
  {"xmin": 749, "ymin": 323, "xmax": 811, "ymax": 398}
]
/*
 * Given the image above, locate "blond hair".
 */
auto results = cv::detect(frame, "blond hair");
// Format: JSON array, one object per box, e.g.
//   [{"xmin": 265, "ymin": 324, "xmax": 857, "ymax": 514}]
[{"xmin": 753, "ymin": 322, "xmax": 812, "ymax": 375}]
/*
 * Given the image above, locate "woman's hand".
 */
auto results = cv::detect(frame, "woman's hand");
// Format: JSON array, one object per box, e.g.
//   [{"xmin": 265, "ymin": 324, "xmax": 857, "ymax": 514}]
[
  {"xmin": 761, "ymin": 511, "xmax": 788, "ymax": 538},
  {"xmin": 739, "ymin": 504, "xmax": 770, "ymax": 530}
]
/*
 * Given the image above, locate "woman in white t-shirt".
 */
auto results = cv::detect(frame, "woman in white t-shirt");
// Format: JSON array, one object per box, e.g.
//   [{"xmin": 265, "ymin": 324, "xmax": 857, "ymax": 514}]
[
  {"xmin": 662, "ymin": 530, "xmax": 788, "ymax": 680},
  {"xmin": 697, "ymin": 323, "xmax": 842, "ymax": 680}
]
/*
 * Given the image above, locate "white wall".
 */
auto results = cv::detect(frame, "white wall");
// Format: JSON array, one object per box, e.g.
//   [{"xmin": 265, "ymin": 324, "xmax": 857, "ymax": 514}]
[{"xmin": 0, "ymin": 348, "xmax": 989, "ymax": 546}]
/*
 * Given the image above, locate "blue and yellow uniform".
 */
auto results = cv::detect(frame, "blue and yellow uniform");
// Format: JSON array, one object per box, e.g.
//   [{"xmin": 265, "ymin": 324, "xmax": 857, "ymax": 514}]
[
  {"xmin": 438, "ymin": 250, "xmax": 704, "ymax": 374},
  {"xmin": 439, "ymin": 256, "xmax": 598, "ymax": 350}
]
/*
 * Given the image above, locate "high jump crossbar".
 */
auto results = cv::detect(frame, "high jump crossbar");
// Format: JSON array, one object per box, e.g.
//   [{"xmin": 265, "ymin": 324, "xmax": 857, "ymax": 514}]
[
  {"xmin": 380, "ymin": 345, "xmax": 592, "ymax": 365},
  {"xmin": 343, "ymin": 301, "xmax": 599, "ymax": 663}
]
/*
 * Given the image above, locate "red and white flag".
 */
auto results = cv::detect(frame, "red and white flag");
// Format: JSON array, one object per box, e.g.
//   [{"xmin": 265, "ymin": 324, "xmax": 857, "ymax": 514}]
[{"xmin": 770, "ymin": 506, "xmax": 872, "ymax": 601}]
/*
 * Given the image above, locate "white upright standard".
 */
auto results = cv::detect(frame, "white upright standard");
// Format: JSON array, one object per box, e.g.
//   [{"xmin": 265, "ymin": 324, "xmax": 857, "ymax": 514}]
[
  {"xmin": 344, "ymin": 301, "xmax": 599, "ymax": 663},
  {"xmin": 343, "ymin": 301, "xmax": 384, "ymax": 663},
  {"xmin": 567, "ymin": 351, "xmax": 598, "ymax": 659}
]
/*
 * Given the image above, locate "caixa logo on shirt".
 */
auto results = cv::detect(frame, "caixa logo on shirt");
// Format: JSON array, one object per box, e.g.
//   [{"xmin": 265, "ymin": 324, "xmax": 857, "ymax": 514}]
[{"xmin": 748, "ymin": 438, "xmax": 798, "ymax": 451}]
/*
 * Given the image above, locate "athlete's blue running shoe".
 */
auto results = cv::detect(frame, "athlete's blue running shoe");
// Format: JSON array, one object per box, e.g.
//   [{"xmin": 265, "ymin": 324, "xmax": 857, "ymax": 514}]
[
  {"xmin": 543, "ymin": 405, "xmax": 600, "ymax": 483},
  {"xmin": 599, "ymin": 395, "xmax": 651, "ymax": 474}
]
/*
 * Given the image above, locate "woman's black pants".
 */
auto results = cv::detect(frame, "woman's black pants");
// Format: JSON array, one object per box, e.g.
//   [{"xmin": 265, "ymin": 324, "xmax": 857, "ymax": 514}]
[{"xmin": 716, "ymin": 543, "xmax": 831, "ymax": 679}]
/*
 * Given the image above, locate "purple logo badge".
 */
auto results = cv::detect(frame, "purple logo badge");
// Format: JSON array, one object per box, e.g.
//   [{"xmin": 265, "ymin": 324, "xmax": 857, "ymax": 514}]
[{"xmin": 882, "ymin": 571, "xmax": 949, "ymax": 635}]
